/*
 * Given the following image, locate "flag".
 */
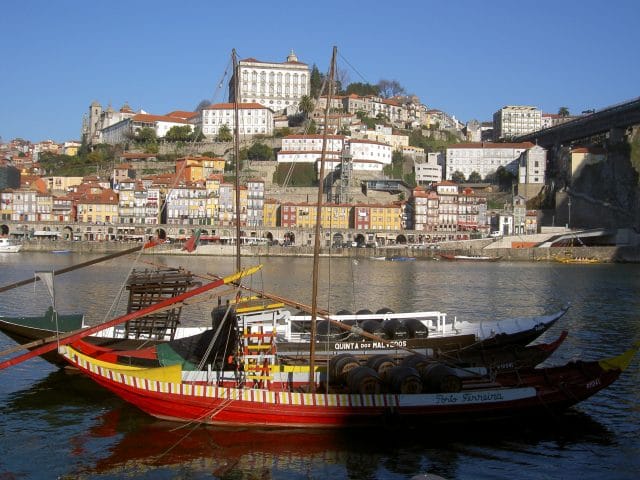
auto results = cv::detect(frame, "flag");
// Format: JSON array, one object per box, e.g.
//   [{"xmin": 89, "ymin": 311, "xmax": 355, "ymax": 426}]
[
  {"xmin": 143, "ymin": 237, "xmax": 165, "ymax": 249},
  {"xmin": 182, "ymin": 229, "xmax": 201, "ymax": 253}
]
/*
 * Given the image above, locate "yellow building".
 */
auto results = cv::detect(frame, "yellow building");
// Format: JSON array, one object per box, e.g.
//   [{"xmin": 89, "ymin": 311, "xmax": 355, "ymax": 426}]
[
  {"xmin": 369, "ymin": 203, "xmax": 402, "ymax": 230},
  {"xmin": 176, "ymin": 156, "xmax": 226, "ymax": 182},
  {"xmin": 263, "ymin": 198, "xmax": 280, "ymax": 227},
  {"xmin": 76, "ymin": 189, "xmax": 119, "ymax": 223}
]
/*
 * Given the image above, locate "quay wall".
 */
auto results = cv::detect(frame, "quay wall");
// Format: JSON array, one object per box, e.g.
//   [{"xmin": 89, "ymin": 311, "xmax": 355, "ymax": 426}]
[{"xmin": 16, "ymin": 238, "xmax": 638, "ymax": 262}]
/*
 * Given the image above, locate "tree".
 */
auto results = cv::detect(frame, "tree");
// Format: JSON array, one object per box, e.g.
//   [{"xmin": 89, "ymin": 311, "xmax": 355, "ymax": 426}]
[
  {"xmin": 468, "ymin": 171, "xmax": 482, "ymax": 183},
  {"xmin": 377, "ymin": 79, "xmax": 406, "ymax": 98},
  {"xmin": 164, "ymin": 125, "xmax": 193, "ymax": 142},
  {"xmin": 247, "ymin": 142, "xmax": 274, "ymax": 161},
  {"xmin": 451, "ymin": 171, "xmax": 466, "ymax": 183},
  {"xmin": 345, "ymin": 82, "xmax": 380, "ymax": 96},
  {"xmin": 309, "ymin": 64, "xmax": 323, "ymax": 98},
  {"xmin": 217, "ymin": 124, "xmax": 232, "ymax": 142},
  {"xmin": 135, "ymin": 127, "xmax": 157, "ymax": 144},
  {"xmin": 298, "ymin": 95, "xmax": 314, "ymax": 118},
  {"xmin": 558, "ymin": 106, "xmax": 570, "ymax": 117},
  {"xmin": 495, "ymin": 166, "xmax": 516, "ymax": 192}
]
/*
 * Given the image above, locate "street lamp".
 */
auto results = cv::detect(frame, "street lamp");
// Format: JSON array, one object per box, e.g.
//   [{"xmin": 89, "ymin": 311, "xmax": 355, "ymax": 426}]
[{"xmin": 567, "ymin": 197, "xmax": 571, "ymax": 229}]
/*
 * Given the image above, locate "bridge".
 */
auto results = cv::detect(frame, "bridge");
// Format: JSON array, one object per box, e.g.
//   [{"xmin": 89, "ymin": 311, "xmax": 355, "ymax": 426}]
[{"xmin": 514, "ymin": 96, "xmax": 640, "ymax": 147}]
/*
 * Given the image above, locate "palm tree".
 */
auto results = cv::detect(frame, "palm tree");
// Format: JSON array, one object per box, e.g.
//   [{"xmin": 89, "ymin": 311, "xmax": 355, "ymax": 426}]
[
  {"xmin": 298, "ymin": 95, "xmax": 315, "ymax": 118},
  {"xmin": 558, "ymin": 106, "xmax": 570, "ymax": 117}
]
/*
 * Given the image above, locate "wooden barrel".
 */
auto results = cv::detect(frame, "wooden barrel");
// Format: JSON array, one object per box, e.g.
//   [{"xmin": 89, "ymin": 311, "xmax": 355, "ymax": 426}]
[
  {"xmin": 420, "ymin": 362, "xmax": 462, "ymax": 393},
  {"xmin": 328, "ymin": 353, "xmax": 359, "ymax": 384},
  {"xmin": 382, "ymin": 318, "xmax": 410, "ymax": 339},
  {"xmin": 376, "ymin": 307, "xmax": 394, "ymax": 314},
  {"xmin": 361, "ymin": 319, "xmax": 386, "ymax": 338},
  {"xmin": 404, "ymin": 318, "xmax": 429, "ymax": 338},
  {"xmin": 387, "ymin": 366, "xmax": 423, "ymax": 394},
  {"xmin": 400, "ymin": 354, "xmax": 431, "ymax": 370},
  {"xmin": 346, "ymin": 366, "xmax": 382, "ymax": 394},
  {"xmin": 366, "ymin": 354, "xmax": 396, "ymax": 381}
]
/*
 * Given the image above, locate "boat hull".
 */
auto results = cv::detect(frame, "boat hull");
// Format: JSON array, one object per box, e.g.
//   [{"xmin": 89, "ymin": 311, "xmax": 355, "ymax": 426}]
[{"xmin": 60, "ymin": 343, "xmax": 624, "ymax": 428}]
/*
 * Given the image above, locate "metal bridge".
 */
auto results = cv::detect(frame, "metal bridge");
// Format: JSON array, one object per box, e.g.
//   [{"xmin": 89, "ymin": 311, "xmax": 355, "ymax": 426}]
[{"xmin": 514, "ymin": 96, "xmax": 640, "ymax": 147}]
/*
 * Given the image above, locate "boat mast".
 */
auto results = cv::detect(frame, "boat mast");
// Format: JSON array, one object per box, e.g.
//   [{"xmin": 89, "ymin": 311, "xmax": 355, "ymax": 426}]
[
  {"xmin": 232, "ymin": 49, "xmax": 242, "ymax": 273},
  {"xmin": 308, "ymin": 46, "xmax": 337, "ymax": 390}
]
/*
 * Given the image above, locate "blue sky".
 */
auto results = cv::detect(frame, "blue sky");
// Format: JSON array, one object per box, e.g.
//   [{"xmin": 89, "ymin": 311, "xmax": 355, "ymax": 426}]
[{"xmin": 1, "ymin": 0, "xmax": 638, "ymax": 143}]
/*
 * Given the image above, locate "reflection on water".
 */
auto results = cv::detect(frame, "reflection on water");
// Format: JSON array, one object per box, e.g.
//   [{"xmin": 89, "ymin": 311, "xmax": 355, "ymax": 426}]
[{"xmin": 1, "ymin": 253, "xmax": 639, "ymax": 479}]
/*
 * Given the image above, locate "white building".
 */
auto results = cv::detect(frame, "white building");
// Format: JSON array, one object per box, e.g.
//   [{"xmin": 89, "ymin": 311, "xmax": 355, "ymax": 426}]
[
  {"xmin": 415, "ymin": 152, "xmax": 443, "ymax": 184},
  {"xmin": 101, "ymin": 114, "xmax": 194, "ymax": 145},
  {"xmin": 518, "ymin": 144, "xmax": 547, "ymax": 185},
  {"xmin": 493, "ymin": 106, "xmax": 542, "ymax": 140},
  {"xmin": 198, "ymin": 103, "xmax": 274, "ymax": 138},
  {"xmin": 229, "ymin": 50, "xmax": 310, "ymax": 115},
  {"xmin": 445, "ymin": 142, "xmax": 535, "ymax": 181},
  {"xmin": 277, "ymin": 135, "xmax": 392, "ymax": 172}
]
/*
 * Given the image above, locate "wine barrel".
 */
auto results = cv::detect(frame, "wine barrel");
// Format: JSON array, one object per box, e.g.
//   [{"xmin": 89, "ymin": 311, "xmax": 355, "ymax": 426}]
[
  {"xmin": 361, "ymin": 319, "xmax": 386, "ymax": 338},
  {"xmin": 382, "ymin": 318, "xmax": 410, "ymax": 339},
  {"xmin": 335, "ymin": 309, "xmax": 356, "ymax": 326},
  {"xmin": 420, "ymin": 362, "xmax": 462, "ymax": 393},
  {"xmin": 366, "ymin": 354, "xmax": 396, "ymax": 381},
  {"xmin": 356, "ymin": 309, "xmax": 373, "ymax": 315},
  {"xmin": 346, "ymin": 366, "xmax": 382, "ymax": 394},
  {"xmin": 400, "ymin": 354, "xmax": 431, "ymax": 370},
  {"xmin": 328, "ymin": 354, "xmax": 359, "ymax": 384},
  {"xmin": 376, "ymin": 307, "xmax": 394, "ymax": 314},
  {"xmin": 387, "ymin": 366, "xmax": 423, "ymax": 394},
  {"xmin": 404, "ymin": 318, "xmax": 429, "ymax": 338}
]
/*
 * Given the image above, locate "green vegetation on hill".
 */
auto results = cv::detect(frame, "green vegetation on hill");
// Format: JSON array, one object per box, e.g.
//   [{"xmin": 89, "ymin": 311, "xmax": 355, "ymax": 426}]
[
  {"xmin": 409, "ymin": 129, "xmax": 460, "ymax": 152},
  {"xmin": 273, "ymin": 163, "xmax": 317, "ymax": 187}
]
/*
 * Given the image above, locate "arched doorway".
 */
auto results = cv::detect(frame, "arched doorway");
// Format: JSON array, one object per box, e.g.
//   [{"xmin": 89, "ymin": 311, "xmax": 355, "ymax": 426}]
[{"xmin": 396, "ymin": 234, "xmax": 407, "ymax": 245}]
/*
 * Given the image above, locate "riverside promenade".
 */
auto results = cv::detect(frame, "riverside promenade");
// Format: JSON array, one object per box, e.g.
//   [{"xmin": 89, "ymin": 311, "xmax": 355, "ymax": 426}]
[{"xmin": 15, "ymin": 237, "xmax": 639, "ymax": 263}]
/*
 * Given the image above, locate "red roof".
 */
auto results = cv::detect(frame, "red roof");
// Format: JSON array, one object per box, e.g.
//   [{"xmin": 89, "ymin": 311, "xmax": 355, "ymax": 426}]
[{"xmin": 132, "ymin": 113, "xmax": 189, "ymax": 124}]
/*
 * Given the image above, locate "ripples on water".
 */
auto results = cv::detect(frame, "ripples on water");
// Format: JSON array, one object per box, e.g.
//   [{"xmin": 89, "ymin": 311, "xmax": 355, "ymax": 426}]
[{"xmin": 0, "ymin": 252, "xmax": 639, "ymax": 479}]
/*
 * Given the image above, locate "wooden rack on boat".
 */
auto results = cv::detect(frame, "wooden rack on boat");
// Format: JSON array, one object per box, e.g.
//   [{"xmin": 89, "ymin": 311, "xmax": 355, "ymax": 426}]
[{"xmin": 124, "ymin": 268, "xmax": 199, "ymax": 340}]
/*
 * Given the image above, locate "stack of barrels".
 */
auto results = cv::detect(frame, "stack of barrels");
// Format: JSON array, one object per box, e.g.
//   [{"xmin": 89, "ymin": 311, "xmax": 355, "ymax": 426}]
[{"xmin": 328, "ymin": 353, "xmax": 462, "ymax": 395}]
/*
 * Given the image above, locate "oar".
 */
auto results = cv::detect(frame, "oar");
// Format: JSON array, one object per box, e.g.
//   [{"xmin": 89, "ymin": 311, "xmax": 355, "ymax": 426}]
[{"xmin": 0, "ymin": 265, "xmax": 262, "ymax": 371}]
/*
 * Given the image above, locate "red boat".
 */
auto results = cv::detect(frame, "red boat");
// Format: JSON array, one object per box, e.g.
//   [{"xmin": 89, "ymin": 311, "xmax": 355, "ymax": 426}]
[{"xmin": 58, "ymin": 337, "xmax": 638, "ymax": 428}]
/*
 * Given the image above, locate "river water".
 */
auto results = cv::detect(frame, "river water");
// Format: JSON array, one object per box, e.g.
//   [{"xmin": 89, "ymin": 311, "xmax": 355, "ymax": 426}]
[{"xmin": 0, "ymin": 252, "xmax": 639, "ymax": 479}]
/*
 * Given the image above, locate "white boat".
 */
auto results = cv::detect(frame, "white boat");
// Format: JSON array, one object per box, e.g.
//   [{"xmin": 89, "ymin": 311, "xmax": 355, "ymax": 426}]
[{"xmin": 0, "ymin": 237, "xmax": 22, "ymax": 253}]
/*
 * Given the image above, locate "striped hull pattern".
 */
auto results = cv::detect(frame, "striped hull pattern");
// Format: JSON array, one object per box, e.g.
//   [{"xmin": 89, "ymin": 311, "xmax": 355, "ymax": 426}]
[{"xmin": 60, "ymin": 345, "xmax": 622, "ymax": 428}]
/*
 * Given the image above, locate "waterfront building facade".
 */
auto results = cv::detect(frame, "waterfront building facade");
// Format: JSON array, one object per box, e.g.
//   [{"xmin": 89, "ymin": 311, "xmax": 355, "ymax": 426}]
[{"xmin": 76, "ymin": 189, "xmax": 119, "ymax": 224}]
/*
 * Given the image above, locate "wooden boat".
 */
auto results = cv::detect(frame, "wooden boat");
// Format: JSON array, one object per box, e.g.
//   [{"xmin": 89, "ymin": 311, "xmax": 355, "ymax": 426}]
[
  {"xmin": 57, "ymin": 334, "xmax": 639, "ymax": 427},
  {"xmin": 439, "ymin": 253, "xmax": 501, "ymax": 262},
  {"xmin": 0, "ymin": 237, "xmax": 22, "ymax": 253},
  {"xmin": 0, "ymin": 300, "xmax": 568, "ymax": 368}
]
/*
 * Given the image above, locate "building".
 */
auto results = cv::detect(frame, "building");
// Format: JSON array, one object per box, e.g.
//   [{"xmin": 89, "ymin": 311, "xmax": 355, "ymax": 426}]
[
  {"xmin": 518, "ymin": 144, "xmax": 547, "ymax": 199},
  {"xmin": 175, "ymin": 156, "xmax": 226, "ymax": 182},
  {"xmin": 445, "ymin": 142, "xmax": 535, "ymax": 181},
  {"xmin": 76, "ymin": 189, "xmax": 119, "ymax": 224},
  {"xmin": 101, "ymin": 113, "xmax": 194, "ymax": 145},
  {"xmin": 414, "ymin": 152, "xmax": 443, "ymax": 185},
  {"xmin": 229, "ymin": 51, "xmax": 310, "ymax": 115},
  {"xmin": 85, "ymin": 102, "xmax": 137, "ymax": 146},
  {"xmin": 198, "ymin": 103, "xmax": 274, "ymax": 138},
  {"xmin": 493, "ymin": 106, "xmax": 542, "ymax": 140},
  {"xmin": 277, "ymin": 135, "xmax": 392, "ymax": 173},
  {"xmin": 246, "ymin": 179, "xmax": 265, "ymax": 227}
]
